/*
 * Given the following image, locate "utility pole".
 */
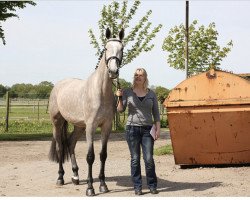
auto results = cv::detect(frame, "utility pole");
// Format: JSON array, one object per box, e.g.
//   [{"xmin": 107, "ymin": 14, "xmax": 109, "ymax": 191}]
[{"xmin": 185, "ymin": 1, "xmax": 189, "ymax": 79}]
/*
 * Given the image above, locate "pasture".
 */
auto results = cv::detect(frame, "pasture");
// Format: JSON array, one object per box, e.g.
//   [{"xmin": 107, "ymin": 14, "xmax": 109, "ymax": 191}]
[
  {"xmin": 0, "ymin": 97, "xmax": 168, "ymax": 135},
  {"xmin": 0, "ymin": 98, "xmax": 51, "ymax": 134}
]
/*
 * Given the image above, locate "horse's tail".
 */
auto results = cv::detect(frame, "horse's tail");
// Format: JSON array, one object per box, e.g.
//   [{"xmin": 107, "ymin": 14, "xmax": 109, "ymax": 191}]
[{"xmin": 49, "ymin": 121, "xmax": 69, "ymax": 163}]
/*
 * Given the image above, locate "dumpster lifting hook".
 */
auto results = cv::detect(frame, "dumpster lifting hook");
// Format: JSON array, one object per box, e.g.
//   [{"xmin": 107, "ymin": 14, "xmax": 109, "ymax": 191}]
[{"xmin": 206, "ymin": 68, "xmax": 217, "ymax": 79}]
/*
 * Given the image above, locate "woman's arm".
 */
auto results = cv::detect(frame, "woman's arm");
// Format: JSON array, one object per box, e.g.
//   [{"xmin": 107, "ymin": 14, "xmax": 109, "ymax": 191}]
[{"xmin": 152, "ymin": 91, "xmax": 161, "ymax": 140}]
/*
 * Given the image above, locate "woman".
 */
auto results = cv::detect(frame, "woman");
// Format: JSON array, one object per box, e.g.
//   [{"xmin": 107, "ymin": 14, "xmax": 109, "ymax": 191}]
[{"xmin": 116, "ymin": 68, "xmax": 160, "ymax": 195}]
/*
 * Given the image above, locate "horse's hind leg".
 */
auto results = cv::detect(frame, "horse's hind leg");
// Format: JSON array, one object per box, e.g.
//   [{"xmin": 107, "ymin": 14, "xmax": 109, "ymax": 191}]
[
  {"xmin": 99, "ymin": 121, "xmax": 112, "ymax": 193},
  {"xmin": 68, "ymin": 126, "xmax": 85, "ymax": 185},
  {"xmin": 49, "ymin": 116, "xmax": 69, "ymax": 186},
  {"xmin": 49, "ymin": 89, "xmax": 69, "ymax": 186}
]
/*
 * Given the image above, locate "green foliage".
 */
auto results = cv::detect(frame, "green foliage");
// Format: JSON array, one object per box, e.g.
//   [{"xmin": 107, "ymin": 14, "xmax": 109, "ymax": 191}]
[
  {"xmin": 0, "ymin": 84, "xmax": 7, "ymax": 97},
  {"xmin": 8, "ymin": 81, "xmax": 53, "ymax": 99},
  {"xmin": 155, "ymin": 86, "xmax": 170, "ymax": 104},
  {"xmin": 0, "ymin": 120, "xmax": 52, "ymax": 134},
  {"xmin": 119, "ymin": 78, "xmax": 132, "ymax": 89},
  {"xmin": 160, "ymin": 118, "xmax": 168, "ymax": 128},
  {"xmin": 89, "ymin": 0, "xmax": 162, "ymax": 66},
  {"xmin": 112, "ymin": 78, "xmax": 132, "ymax": 92},
  {"xmin": 162, "ymin": 20, "xmax": 233, "ymax": 76},
  {"xmin": 154, "ymin": 144, "xmax": 173, "ymax": 156},
  {"xmin": 0, "ymin": 1, "xmax": 36, "ymax": 45}
]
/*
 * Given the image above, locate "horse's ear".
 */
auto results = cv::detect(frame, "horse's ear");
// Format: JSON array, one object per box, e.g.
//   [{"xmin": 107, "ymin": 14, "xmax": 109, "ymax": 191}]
[
  {"xmin": 106, "ymin": 28, "xmax": 111, "ymax": 39},
  {"xmin": 119, "ymin": 28, "xmax": 124, "ymax": 40}
]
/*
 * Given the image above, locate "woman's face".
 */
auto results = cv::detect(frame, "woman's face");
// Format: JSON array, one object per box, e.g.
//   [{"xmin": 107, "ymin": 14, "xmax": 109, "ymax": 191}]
[{"xmin": 134, "ymin": 70, "xmax": 145, "ymax": 85}]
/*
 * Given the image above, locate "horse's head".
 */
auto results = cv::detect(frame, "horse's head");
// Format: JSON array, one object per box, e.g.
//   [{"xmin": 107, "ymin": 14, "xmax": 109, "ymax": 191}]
[{"xmin": 104, "ymin": 28, "xmax": 124, "ymax": 79}]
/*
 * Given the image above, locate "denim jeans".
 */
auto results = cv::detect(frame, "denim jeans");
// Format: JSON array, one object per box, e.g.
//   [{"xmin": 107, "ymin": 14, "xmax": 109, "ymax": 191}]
[{"xmin": 125, "ymin": 125, "xmax": 157, "ymax": 190}]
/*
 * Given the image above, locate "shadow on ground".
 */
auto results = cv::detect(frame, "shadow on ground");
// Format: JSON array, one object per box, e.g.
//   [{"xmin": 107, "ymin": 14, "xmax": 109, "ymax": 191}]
[{"xmin": 64, "ymin": 175, "xmax": 221, "ymax": 196}]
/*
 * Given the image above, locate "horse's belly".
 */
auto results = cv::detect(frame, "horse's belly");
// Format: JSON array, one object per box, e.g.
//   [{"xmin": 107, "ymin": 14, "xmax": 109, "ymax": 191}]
[
  {"xmin": 56, "ymin": 80, "xmax": 86, "ymax": 126},
  {"xmin": 54, "ymin": 78, "xmax": 115, "ymax": 127},
  {"xmin": 59, "ymin": 100, "xmax": 86, "ymax": 126}
]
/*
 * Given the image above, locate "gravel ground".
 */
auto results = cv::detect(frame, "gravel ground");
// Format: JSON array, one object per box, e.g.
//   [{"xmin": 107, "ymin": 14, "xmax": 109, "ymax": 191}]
[{"xmin": 0, "ymin": 131, "xmax": 249, "ymax": 197}]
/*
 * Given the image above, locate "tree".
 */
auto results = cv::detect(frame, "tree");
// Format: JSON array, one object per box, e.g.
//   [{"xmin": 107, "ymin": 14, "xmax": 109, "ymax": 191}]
[
  {"xmin": 35, "ymin": 81, "xmax": 54, "ymax": 99},
  {"xmin": 155, "ymin": 86, "xmax": 170, "ymax": 125},
  {"xmin": 9, "ymin": 82, "xmax": 53, "ymax": 99},
  {"xmin": 9, "ymin": 83, "xmax": 34, "ymax": 98},
  {"xmin": 88, "ymin": 0, "xmax": 162, "ymax": 67},
  {"xmin": 162, "ymin": 20, "xmax": 233, "ymax": 76},
  {"xmin": 119, "ymin": 78, "xmax": 132, "ymax": 89},
  {"xmin": 0, "ymin": 84, "xmax": 7, "ymax": 97},
  {"xmin": 0, "ymin": 1, "xmax": 36, "ymax": 45},
  {"xmin": 155, "ymin": 86, "xmax": 170, "ymax": 104}
]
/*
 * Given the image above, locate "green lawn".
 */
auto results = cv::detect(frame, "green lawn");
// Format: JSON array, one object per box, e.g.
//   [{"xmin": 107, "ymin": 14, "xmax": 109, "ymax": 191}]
[
  {"xmin": 154, "ymin": 144, "xmax": 173, "ymax": 155},
  {"xmin": 0, "ymin": 132, "xmax": 52, "ymax": 141},
  {"xmin": 0, "ymin": 99, "xmax": 169, "ymax": 146}
]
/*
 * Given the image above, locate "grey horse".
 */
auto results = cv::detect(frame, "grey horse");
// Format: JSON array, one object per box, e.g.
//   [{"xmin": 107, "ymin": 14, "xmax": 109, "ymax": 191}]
[{"xmin": 48, "ymin": 28, "xmax": 124, "ymax": 196}]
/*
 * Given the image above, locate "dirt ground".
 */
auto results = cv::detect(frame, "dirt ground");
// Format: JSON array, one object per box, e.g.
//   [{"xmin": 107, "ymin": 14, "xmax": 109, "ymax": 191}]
[{"xmin": 0, "ymin": 131, "xmax": 249, "ymax": 197}]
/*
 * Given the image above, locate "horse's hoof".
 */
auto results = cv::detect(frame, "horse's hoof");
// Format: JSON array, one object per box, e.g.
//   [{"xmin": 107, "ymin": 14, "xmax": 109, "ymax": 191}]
[
  {"xmin": 56, "ymin": 179, "xmax": 64, "ymax": 186},
  {"xmin": 71, "ymin": 177, "xmax": 80, "ymax": 185},
  {"xmin": 86, "ymin": 188, "xmax": 95, "ymax": 196},
  {"xmin": 99, "ymin": 184, "xmax": 109, "ymax": 193}
]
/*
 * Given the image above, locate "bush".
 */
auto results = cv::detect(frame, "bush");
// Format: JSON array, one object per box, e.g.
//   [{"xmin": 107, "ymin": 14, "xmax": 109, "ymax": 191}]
[{"xmin": 160, "ymin": 119, "xmax": 168, "ymax": 128}]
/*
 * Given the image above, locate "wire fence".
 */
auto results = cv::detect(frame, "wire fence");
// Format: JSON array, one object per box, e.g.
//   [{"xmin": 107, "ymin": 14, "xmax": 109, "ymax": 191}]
[{"xmin": 0, "ymin": 93, "xmax": 167, "ymax": 133}]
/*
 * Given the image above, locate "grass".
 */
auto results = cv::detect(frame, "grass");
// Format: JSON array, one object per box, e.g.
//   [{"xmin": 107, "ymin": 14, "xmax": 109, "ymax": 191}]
[
  {"xmin": 0, "ymin": 132, "xmax": 52, "ymax": 141},
  {"xmin": 0, "ymin": 99, "xmax": 169, "ymax": 141},
  {"xmin": 0, "ymin": 120, "xmax": 52, "ymax": 134},
  {"xmin": 0, "ymin": 106, "xmax": 49, "ymax": 120},
  {"xmin": 154, "ymin": 144, "xmax": 173, "ymax": 156}
]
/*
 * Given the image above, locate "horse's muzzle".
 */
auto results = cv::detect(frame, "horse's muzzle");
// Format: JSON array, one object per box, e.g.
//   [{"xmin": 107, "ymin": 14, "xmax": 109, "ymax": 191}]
[{"xmin": 109, "ymin": 72, "xmax": 119, "ymax": 79}]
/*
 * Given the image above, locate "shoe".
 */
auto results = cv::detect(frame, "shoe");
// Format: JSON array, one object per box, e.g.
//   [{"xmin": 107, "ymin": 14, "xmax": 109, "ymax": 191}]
[
  {"xmin": 150, "ymin": 188, "xmax": 159, "ymax": 194},
  {"xmin": 135, "ymin": 189, "xmax": 142, "ymax": 195}
]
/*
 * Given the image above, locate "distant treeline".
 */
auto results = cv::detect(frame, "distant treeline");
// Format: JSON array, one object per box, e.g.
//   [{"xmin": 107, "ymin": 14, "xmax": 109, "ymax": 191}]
[
  {"xmin": 0, "ymin": 78, "xmax": 170, "ymax": 102},
  {"xmin": 0, "ymin": 81, "xmax": 53, "ymax": 99}
]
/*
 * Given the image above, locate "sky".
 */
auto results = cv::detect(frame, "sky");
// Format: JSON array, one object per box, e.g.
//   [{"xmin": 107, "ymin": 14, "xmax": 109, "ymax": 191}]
[{"xmin": 1, "ymin": 1, "xmax": 250, "ymax": 89}]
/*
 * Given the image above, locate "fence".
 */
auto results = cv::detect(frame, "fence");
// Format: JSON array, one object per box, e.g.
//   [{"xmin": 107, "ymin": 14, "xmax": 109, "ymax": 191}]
[
  {"xmin": 0, "ymin": 92, "xmax": 167, "ymax": 133},
  {"xmin": 0, "ymin": 92, "xmax": 50, "ymax": 133}
]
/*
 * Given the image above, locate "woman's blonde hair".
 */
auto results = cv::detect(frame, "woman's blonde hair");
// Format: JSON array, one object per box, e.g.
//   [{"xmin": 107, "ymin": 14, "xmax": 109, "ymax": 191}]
[{"xmin": 132, "ymin": 68, "xmax": 149, "ymax": 91}]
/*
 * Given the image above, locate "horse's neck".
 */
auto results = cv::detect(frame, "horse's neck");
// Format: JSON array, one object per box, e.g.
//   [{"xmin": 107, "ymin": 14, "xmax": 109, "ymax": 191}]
[{"xmin": 90, "ymin": 56, "xmax": 112, "ymax": 95}]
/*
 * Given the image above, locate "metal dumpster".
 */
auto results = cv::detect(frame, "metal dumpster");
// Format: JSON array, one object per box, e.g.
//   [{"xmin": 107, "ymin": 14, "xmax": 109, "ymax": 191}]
[{"xmin": 164, "ymin": 69, "xmax": 250, "ymax": 165}]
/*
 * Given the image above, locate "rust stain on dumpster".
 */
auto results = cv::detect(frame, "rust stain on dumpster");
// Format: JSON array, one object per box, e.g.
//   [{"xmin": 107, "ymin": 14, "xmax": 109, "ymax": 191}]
[{"xmin": 164, "ymin": 69, "xmax": 250, "ymax": 165}]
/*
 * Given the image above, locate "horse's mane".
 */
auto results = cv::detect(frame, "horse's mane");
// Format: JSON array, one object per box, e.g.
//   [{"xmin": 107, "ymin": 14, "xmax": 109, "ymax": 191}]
[{"xmin": 95, "ymin": 49, "xmax": 105, "ymax": 70}]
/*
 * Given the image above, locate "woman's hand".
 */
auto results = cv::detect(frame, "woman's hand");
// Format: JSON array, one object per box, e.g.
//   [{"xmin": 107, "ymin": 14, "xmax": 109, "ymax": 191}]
[
  {"xmin": 116, "ymin": 89, "xmax": 123, "ymax": 97},
  {"xmin": 116, "ymin": 89, "xmax": 124, "ymax": 112},
  {"xmin": 155, "ymin": 121, "xmax": 161, "ymax": 140}
]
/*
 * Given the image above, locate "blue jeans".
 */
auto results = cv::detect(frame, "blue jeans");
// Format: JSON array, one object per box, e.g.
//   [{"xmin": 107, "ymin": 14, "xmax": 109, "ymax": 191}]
[{"xmin": 125, "ymin": 125, "xmax": 157, "ymax": 190}]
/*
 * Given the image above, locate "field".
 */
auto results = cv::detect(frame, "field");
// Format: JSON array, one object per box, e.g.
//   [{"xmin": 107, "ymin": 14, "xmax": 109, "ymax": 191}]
[
  {"xmin": 0, "ymin": 98, "xmax": 51, "ymax": 134},
  {"xmin": 0, "ymin": 98, "xmax": 168, "ymax": 135}
]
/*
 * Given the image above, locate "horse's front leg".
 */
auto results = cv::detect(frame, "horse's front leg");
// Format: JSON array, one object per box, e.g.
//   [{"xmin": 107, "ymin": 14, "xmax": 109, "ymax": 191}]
[
  {"xmin": 99, "ymin": 122, "xmax": 111, "ymax": 193},
  {"xmin": 85, "ymin": 124, "xmax": 96, "ymax": 196}
]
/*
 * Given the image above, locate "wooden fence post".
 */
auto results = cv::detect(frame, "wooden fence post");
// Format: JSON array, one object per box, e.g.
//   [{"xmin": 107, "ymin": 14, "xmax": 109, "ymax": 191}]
[
  {"xmin": 37, "ymin": 99, "xmax": 40, "ymax": 121},
  {"xmin": 5, "ymin": 91, "xmax": 10, "ymax": 132}
]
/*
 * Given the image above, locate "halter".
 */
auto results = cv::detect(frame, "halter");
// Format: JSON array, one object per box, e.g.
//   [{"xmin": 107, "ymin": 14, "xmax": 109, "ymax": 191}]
[
  {"xmin": 105, "ymin": 39, "xmax": 123, "ymax": 67},
  {"xmin": 95, "ymin": 39, "xmax": 124, "ymax": 70}
]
